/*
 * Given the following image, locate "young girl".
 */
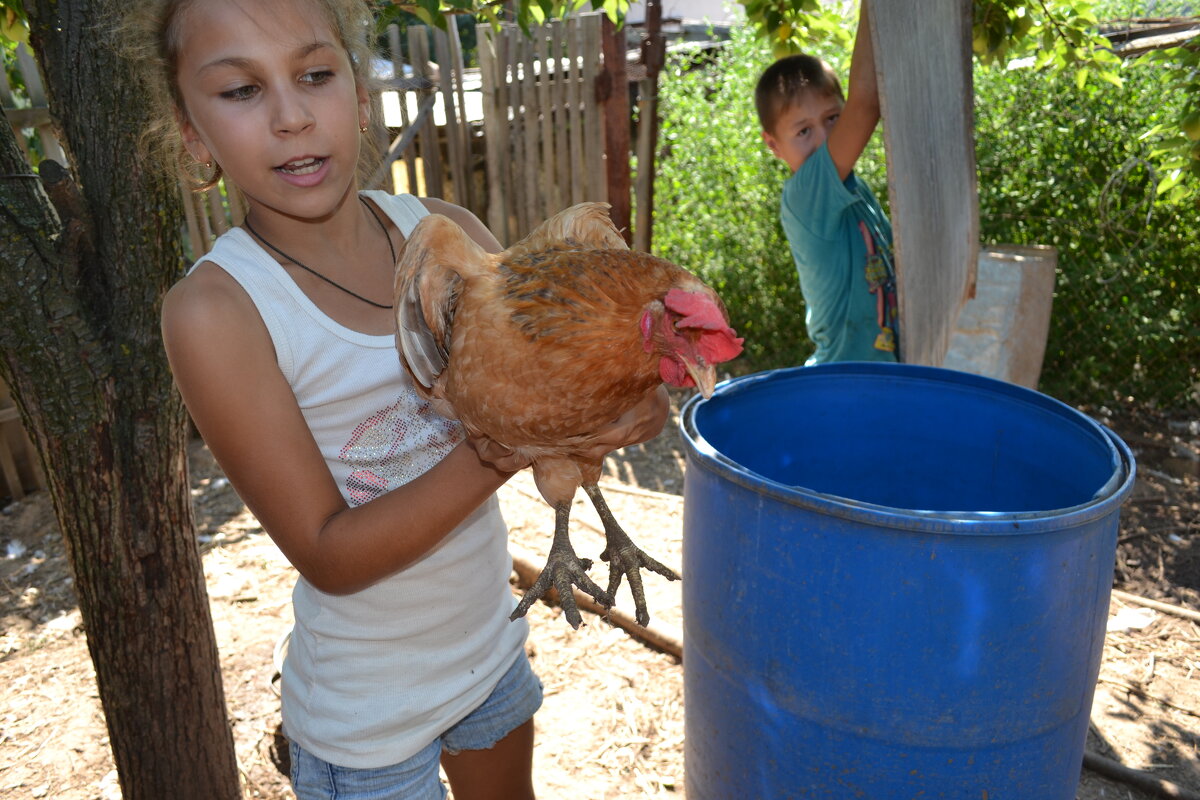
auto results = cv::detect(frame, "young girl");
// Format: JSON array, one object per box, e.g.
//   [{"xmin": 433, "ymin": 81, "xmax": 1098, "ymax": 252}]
[{"xmin": 132, "ymin": 1, "xmax": 668, "ymax": 797}]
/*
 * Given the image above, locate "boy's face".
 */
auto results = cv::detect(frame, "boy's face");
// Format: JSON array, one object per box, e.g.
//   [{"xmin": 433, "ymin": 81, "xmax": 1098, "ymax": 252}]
[{"xmin": 762, "ymin": 91, "xmax": 843, "ymax": 173}]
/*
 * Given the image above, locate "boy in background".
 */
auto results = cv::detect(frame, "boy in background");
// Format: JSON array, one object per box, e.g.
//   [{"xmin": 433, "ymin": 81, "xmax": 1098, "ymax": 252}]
[{"xmin": 755, "ymin": 0, "xmax": 898, "ymax": 364}]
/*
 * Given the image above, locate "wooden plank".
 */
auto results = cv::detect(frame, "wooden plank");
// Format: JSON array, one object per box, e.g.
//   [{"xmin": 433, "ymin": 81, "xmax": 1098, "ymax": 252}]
[
  {"xmin": 3, "ymin": 107, "xmax": 50, "ymax": 128},
  {"xmin": 550, "ymin": 21, "xmax": 571, "ymax": 213},
  {"xmin": 599, "ymin": 14, "xmax": 629, "ymax": 236},
  {"xmin": 566, "ymin": 17, "xmax": 585, "ymax": 206},
  {"xmin": 389, "ymin": 24, "xmax": 418, "ymax": 195},
  {"xmin": 581, "ymin": 14, "xmax": 605, "ymax": 203},
  {"xmin": 0, "ymin": 379, "xmax": 43, "ymax": 499},
  {"xmin": 226, "ymin": 183, "xmax": 245, "ymax": 226},
  {"xmin": 445, "ymin": 14, "xmax": 477, "ymax": 214},
  {"xmin": 535, "ymin": 27, "xmax": 557, "ymax": 218},
  {"xmin": 477, "ymin": 23, "xmax": 509, "ymax": 243},
  {"xmin": 507, "ymin": 27, "xmax": 528, "ymax": 237},
  {"xmin": 870, "ymin": 0, "xmax": 978, "ymax": 366},
  {"xmin": 0, "ymin": 62, "xmax": 15, "ymax": 109},
  {"xmin": 634, "ymin": 1, "xmax": 666, "ymax": 252},
  {"xmin": 520, "ymin": 31, "xmax": 540, "ymax": 230},
  {"xmin": 206, "ymin": 186, "xmax": 228, "ymax": 236},
  {"xmin": 0, "ymin": 418, "xmax": 25, "ymax": 501},
  {"xmin": 493, "ymin": 27, "xmax": 516, "ymax": 242},
  {"xmin": 432, "ymin": 26, "xmax": 459, "ymax": 202},
  {"xmin": 408, "ymin": 31, "xmax": 444, "ymax": 199}
]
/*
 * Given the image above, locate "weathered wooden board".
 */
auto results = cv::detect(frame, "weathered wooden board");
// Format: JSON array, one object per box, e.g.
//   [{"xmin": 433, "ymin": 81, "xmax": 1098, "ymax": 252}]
[{"xmin": 870, "ymin": 0, "xmax": 978, "ymax": 366}]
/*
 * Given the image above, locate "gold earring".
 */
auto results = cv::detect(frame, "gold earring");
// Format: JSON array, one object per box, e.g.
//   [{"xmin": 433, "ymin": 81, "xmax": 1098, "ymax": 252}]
[
  {"xmin": 205, "ymin": 160, "xmax": 213, "ymax": 169},
  {"xmin": 360, "ymin": 123, "xmax": 368, "ymax": 133}
]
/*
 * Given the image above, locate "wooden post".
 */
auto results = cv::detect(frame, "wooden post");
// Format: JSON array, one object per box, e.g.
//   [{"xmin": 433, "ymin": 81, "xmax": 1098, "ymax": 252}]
[
  {"xmin": 566, "ymin": 18, "xmax": 586, "ymax": 206},
  {"xmin": 581, "ymin": 15, "xmax": 605, "ymax": 204},
  {"xmin": 633, "ymin": 1, "xmax": 665, "ymax": 253},
  {"xmin": 390, "ymin": 24, "xmax": 418, "ymax": 195},
  {"xmin": 478, "ymin": 24, "xmax": 510, "ymax": 243},
  {"xmin": 410, "ymin": 30, "xmax": 444, "ymax": 200},
  {"xmin": 870, "ymin": 0, "xmax": 978, "ymax": 366},
  {"xmin": 599, "ymin": 14, "xmax": 631, "ymax": 242}
]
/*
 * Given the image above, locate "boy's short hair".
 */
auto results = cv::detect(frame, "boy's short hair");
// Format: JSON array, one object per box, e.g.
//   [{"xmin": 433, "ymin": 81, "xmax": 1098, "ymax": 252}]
[{"xmin": 755, "ymin": 54, "xmax": 845, "ymax": 133}]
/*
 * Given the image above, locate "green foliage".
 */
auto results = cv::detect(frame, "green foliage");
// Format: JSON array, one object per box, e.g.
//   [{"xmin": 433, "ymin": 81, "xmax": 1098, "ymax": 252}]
[
  {"xmin": 738, "ymin": 0, "xmax": 853, "ymax": 57},
  {"xmin": 0, "ymin": 3, "xmax": 27, "ymax": 46},
  {"xmin": 652, "ymin": 22, "xmax": 860, "ymax": 370},
  {"xmin": 972, "ymin": 0, "xmax": 1123, "ymax": 92},
  {"xmin": 974, "ymin": 60, "xmax": 1200, "ymax": 408},
  {"xmin": 373, "ymin": 0, "xmax": 628, "ymax": 33},
  {"xmin": 1143, "ymin": 44, "xmax": 1200, "ymax": 203}
]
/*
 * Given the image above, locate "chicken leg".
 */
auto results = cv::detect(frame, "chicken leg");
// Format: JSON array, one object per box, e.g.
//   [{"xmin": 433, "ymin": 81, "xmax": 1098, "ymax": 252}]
[
  {"xmin": 510, "ymin": 500, "xmax": 615, "ymax": 629},
  {"xmin": 583, "ymin": 484, "xmax": 680, "ymax": 627}
]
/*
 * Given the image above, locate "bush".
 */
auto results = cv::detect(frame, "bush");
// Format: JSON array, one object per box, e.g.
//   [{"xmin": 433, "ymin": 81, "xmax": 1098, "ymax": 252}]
[{"xmin": 974, "ymin": 61, "xmax": 1200, "ymax": 410}]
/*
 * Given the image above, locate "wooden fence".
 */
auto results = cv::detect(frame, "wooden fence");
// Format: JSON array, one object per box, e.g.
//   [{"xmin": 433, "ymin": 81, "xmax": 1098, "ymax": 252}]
[{"xmin": 476, "ymin": 14, "xmax": 607, "ymax": 245}]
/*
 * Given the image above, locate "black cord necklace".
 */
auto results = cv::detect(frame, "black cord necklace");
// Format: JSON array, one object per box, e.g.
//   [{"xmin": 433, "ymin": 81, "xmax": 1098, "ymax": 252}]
[{"xmin": 243, "ymin": 196, "xmax": 397, "ymax": 310}]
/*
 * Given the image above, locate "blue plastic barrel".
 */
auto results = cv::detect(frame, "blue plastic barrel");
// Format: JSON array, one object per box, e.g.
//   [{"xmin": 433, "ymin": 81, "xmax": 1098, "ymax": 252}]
[{"xmin": 679, "ymin": 363, "xmax": 1135, "ymax": 799}]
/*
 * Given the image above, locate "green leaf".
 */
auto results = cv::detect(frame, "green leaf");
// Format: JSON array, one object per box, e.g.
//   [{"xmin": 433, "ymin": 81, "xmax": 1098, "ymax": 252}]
[{"xmin": 1156, "ymin": 170, "xmax": 1182, "ymax": 196}]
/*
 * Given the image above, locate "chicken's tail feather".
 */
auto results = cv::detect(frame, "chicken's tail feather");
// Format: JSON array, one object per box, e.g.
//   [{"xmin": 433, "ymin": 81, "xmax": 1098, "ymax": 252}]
[{"xmin": 506, "ymin": 202, "xmax": 628, "ymax": 261}]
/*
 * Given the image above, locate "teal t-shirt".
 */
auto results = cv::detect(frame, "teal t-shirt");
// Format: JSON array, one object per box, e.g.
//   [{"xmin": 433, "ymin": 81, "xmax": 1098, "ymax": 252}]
[{"xmin": 781, "ymin": 142, "xmax": 897, "ymax": 365}]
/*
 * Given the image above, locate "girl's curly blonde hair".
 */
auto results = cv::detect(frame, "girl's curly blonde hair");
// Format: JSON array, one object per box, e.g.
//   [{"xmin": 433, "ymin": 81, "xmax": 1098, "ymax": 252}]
[{"xmin": 120, "ymin": 0, "xmax": 382, "ymax": 192}]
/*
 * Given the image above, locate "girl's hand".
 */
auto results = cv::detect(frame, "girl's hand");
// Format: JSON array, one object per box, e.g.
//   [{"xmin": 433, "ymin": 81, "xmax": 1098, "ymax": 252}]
[{"xmin": 579, "ymin": 385, "xmax": 671, "ymax": 462}]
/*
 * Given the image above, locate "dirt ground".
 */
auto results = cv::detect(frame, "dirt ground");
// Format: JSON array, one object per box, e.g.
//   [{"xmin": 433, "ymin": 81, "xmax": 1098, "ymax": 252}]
[{"xmin": 1, "ymin": 389, "xmax": 1198, "ymax": 799}]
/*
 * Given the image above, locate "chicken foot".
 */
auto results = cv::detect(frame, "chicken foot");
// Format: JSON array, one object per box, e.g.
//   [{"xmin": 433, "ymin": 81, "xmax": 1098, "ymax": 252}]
[
  {"xmin": 510, "ymin": 500, "xmax": 615, "ymax": 629},
  {"xmin": 583, "ymin": 484, "xmax": 680, "ymax": 628}
]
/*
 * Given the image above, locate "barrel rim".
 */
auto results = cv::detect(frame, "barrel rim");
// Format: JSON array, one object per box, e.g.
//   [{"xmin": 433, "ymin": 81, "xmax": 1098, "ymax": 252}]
[{"xmin": 680, "ymin": 364, "xmax": 1137, "ymax": 535}]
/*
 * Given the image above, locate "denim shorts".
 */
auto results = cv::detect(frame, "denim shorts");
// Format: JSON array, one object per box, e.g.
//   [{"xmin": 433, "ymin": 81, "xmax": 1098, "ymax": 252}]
[{"xmin": 288, "ymin": 653, "xmax": 543, "ymax": 800}]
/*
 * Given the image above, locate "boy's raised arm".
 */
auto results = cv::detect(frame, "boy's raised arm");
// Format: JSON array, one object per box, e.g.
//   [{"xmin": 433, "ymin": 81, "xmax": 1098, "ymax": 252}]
[{"xmin": 828, "ymin": 0, "xmax": 881, "ymax": 180}]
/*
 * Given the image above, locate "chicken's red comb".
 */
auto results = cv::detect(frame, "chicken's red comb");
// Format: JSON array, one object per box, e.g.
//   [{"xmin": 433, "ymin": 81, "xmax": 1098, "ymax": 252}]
[
  {"xmin": 699, "ymin": 329, "xmax": 744, "ymax": 364},
  {"xmin": 664, "ymin": 288, "xmax": 728, "ymax": 330}
]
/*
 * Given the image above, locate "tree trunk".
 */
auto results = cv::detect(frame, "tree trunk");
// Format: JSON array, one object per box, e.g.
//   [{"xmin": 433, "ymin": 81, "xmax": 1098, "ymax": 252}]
[{"xmin": 0, "ymin": 1, "xmax": 242, "ymax": 797}]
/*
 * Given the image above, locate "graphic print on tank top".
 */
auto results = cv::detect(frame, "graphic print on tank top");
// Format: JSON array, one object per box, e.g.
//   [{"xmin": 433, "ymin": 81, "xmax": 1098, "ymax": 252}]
[{"xmin": 340, "ymin": 393, "xmax": 465, "ymax": 506}]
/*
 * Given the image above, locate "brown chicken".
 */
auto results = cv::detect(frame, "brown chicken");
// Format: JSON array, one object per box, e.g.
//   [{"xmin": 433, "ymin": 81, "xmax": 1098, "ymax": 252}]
[{"xmin": 393, "ymin": 202, "xmax": 743, "ymax": 628}]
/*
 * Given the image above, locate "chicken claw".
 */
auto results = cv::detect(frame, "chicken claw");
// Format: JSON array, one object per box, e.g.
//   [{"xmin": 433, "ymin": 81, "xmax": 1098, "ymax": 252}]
[
  {"xmin": 511, "ymin": 501, "xmax": 615, "ymax": 629},
  {"xmin": 583, "ymin": 484, "xmax": 680, "ymax": 628}
]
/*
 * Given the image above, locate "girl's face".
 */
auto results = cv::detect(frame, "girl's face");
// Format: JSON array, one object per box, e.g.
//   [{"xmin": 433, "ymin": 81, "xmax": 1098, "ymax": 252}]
[
  {"xmin": 174, "ymin": 0, "xmax": 369, "ymax": 221},
  {"xmin": 762, "ymin": 91, "xmax": 843, "ymax": 173}
]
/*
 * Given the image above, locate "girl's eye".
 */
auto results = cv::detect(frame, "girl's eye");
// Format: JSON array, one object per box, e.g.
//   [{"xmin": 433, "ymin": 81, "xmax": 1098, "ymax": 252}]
[
  {"xmin": 301, "ymin": 70, "xmax": 334, "ymax": 86},
  {"xmin": 221, "ymin": 85, "xmax": 258, "ymax": 102},
  {"xmin": 799, "ymin": 127, "xmax": 811, "ymax": 137}
]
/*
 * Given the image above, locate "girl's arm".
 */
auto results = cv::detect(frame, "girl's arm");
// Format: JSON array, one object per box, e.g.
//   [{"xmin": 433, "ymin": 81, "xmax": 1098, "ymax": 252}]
[
  {"xmin": 163, "ymin": 270, "xmax": 515, "ymax": 595},
  {"xmin": 828, "ymin": 0, "xmax": 881, "ymax": 180}
]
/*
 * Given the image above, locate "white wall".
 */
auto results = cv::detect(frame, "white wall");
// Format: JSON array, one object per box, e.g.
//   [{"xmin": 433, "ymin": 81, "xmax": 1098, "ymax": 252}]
[{"xmin": 624, "ymin": 1, "xmax": 740, "ymax": 25}]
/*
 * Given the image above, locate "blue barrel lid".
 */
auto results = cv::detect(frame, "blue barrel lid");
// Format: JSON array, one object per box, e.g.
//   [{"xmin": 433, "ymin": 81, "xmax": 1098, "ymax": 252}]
[{"xmin": 681, "ymin": 363, "xmax": 1136, "ymax": 535}]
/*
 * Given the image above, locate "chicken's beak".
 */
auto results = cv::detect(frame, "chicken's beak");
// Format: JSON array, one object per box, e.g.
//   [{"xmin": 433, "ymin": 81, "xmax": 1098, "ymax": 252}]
[{"xmin": 686, "ymin": 361, "xmax": 717, "ymax": 399}]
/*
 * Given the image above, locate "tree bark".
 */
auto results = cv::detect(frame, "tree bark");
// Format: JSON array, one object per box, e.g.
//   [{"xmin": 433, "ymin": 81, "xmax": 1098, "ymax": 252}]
[{"xmin": 0, "ymin": 1, "xmax": 241, "ymax": 797}]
